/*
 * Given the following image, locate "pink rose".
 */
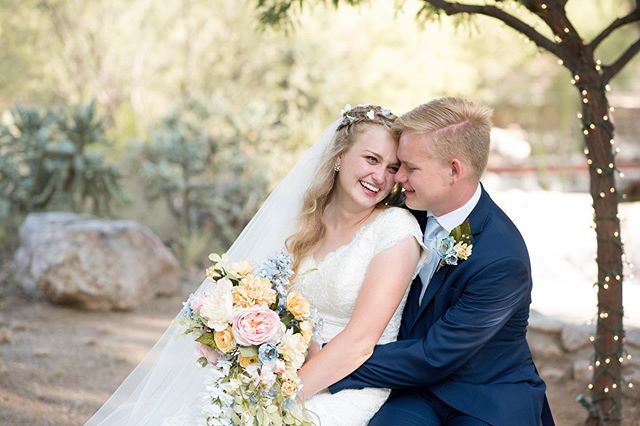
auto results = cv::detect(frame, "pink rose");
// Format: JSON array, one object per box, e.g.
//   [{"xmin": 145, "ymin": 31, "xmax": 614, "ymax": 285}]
[
  {"xmin": 190, "ymin": 291, "xmax": 207, "ymax": 315},
  {"xmin": 274, "ymin": 359, "xmax": 286, "ymax": 374},
  {"xmin": 232, "ymin": 306, "xmax": 282, "ymax": 346},
  {"xmin": 196, "ymin": 342, "xmax": 221, "ymax": 366}
]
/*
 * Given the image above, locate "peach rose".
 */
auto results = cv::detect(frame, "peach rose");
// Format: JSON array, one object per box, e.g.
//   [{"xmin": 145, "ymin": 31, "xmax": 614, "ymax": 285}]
[
  {"xmin": 238, "ymin": 354, "xmax": 259, "ymax": 368},
  {"xmin": 232, "ymin": 306, "xmax": 282, "ymax": 346},
  {"xmin": 214, "ymin": 328, "xmax": 236, "ymax": 353}
]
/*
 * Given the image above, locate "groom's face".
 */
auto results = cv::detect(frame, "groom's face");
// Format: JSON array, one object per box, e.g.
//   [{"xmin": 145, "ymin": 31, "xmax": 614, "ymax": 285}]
[{"xmin": 395, "ymin": 131, "xmax": 452, "ymax": 215}]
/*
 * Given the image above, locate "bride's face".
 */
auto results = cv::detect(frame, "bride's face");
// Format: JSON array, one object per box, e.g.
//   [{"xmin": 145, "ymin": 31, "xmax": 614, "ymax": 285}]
[{"xmin": 334, "ymin": 125, "xmax": 399, "ymax": 210}]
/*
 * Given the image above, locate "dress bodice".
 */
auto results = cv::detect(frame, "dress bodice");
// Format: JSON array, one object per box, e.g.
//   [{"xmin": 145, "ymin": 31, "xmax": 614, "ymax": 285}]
[{"xmin": 294, "ymin": 207, "xmax": 427, "ymax": 345}]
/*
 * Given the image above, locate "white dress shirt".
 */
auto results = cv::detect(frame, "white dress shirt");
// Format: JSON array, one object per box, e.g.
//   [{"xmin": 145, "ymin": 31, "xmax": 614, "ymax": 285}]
[{"xmin": 419, "ymin": 183, "xmax": 482, "ymax": 304}]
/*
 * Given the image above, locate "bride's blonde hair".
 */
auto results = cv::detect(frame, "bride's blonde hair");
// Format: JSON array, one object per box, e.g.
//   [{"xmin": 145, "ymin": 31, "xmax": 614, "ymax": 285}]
[{"xmin": 286, "ymin": 105, "xmax": 401, "ymax": 272}]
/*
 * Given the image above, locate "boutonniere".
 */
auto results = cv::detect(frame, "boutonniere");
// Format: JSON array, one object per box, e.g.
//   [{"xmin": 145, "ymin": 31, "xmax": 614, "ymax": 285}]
[{"xmin": 434, "ymin": 219, "xmax": 473, "ymax": 267}]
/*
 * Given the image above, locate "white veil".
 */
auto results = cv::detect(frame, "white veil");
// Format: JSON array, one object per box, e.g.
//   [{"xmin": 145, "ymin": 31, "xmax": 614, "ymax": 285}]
[{"xmin": 86, "ymin": 120, "xmax": 340, "ymax": 425}]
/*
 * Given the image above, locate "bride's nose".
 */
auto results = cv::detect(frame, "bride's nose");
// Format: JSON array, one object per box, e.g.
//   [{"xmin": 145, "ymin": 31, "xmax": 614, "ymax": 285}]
[{"xmin": 371, "ymin": 165, "xmax": 385, "ymax": 184}]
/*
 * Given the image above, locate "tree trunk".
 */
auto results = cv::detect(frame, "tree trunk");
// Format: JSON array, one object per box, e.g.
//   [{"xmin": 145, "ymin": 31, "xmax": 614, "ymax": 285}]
[{"xmin": 579, "ymin": 71, "xmax": 624, "ymax": 426}]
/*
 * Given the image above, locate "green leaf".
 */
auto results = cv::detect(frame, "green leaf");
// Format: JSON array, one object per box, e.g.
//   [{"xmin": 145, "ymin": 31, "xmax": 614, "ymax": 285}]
[
  {"xmin": 238, "ymin": 345, "xmax": 259, "ymax": 357},
  {"xmin": 196, "ymin": 332, "xmax": 216, "ymax": 347},
  {"xmin": 451, "ymin": 219, "xmax": 472, "ymax": 244}
]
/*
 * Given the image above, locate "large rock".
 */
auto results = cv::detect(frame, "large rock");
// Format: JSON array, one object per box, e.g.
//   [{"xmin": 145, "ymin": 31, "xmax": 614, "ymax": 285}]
[
  {"xmin": 561, "ymin": 324, "xmax": 593, "ymax": 352},
  {"xmin": 14, "ymin": 212, "xmax": 179, "ymax": 310}
]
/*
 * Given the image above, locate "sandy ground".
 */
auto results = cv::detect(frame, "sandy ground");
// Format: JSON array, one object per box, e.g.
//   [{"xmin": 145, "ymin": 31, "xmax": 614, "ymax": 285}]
[{"xmin": 1, "ymin": 268, "xmax": 639, "ymax": 426}]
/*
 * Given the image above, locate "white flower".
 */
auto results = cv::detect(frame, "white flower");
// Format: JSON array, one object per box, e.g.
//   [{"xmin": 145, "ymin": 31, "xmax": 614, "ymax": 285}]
[
  {"xmin": 260, "ymin": 364, "xmax": 277, "ymax": 387},
  {"xmin": 340, "ymin": 104, "xmax": 352, "ymax": 115},
  {"xmin": 366, "ymin": 109, "xmax": 375, "ymax": 120},
  {"xmin": 200, "ymin": 278, "xmax": 234, "ymax": 331}
]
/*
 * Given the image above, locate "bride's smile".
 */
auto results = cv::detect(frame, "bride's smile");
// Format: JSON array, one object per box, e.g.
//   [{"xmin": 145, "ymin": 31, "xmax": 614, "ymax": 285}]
[{"xmin": 333, "ymin": 124, "xmax": 400, "ymax": 209}]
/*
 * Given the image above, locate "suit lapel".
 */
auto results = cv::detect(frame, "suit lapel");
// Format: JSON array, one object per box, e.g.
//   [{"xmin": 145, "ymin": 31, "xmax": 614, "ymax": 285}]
[
  {"xmin": 410, "ymin": 263, "xmax": 450, "ymax": 329},
  {"xmin": 409, "ymin": 185, "xmax": 493, "ymax": 331}
]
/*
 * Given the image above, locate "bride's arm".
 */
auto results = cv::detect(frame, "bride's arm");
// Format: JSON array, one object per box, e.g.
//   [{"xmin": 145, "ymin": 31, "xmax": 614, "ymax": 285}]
[{"xmin": 298, "ymin": 236, "xmax": 421, "ymax": 398}]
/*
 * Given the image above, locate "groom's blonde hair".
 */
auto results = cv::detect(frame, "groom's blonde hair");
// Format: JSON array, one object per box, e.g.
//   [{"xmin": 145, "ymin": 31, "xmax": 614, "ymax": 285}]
[{"xmin": 394, "ymin": 97, "xmax": 492, "ymax": 180}]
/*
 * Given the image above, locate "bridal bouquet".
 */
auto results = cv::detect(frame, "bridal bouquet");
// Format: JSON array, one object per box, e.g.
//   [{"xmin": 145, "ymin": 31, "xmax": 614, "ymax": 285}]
[{"xmin": 180, "ymin": 251, "xmax": 319, "ymax": 426}]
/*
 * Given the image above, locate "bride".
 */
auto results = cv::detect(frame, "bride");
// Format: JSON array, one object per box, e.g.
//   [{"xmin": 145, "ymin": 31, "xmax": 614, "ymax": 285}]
[{"xmin": 86, "ymin": 104, "xmax": 429, "ymax": 425}]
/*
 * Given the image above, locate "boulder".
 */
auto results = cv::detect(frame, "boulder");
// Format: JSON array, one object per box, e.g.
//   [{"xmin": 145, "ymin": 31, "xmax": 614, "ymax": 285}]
[
  {"xmin": 14, "ymin": 212, "xmax": 179, "ymax": 310},
  {"xmin": 528, "ymin": 310, "xmax": 564, "ymax": 334},
  {"xmin": 561, "ymin": 324, "xmax": 593, "ymax": 352},
  {"xmin": 528, "ymin": 329, "xmax": 564, "ymax": 358}
]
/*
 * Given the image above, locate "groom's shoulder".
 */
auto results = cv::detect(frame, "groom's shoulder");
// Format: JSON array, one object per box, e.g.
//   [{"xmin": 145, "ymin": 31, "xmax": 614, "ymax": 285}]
[{"xmin": 478, "ymin": 190, "xmax": 529, "ymax": 257}]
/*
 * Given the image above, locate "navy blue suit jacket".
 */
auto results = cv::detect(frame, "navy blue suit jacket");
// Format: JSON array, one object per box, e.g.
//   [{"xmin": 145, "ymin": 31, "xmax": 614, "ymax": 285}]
[{"xmin": 329, "ymin": 187, "xmax": 554, "ymax": 425}]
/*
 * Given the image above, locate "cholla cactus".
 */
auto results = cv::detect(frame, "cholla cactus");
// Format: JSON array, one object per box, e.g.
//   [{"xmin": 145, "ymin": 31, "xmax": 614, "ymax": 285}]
[
  {"xmin": 141, "ymin": 109, "xmax": 268, "ymax": 264},
  {"xmin": 0, "ymin": 101, "xmax": 122, "ymax": 217}
]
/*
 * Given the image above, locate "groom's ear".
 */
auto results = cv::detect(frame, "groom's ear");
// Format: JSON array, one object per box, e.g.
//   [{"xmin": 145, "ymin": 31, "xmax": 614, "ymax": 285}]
[{"xmin": 449, "ymin": 158, "xmax": 466, "ymax": 184}]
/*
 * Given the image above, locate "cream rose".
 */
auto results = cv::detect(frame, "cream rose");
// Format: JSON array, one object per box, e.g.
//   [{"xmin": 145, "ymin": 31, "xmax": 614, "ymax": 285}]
[
  {"xmin": 199, "ymin": 278, "xmax": 234, "ymax": 331},
  {"xmin": 277, "ymin": 329, "xmax": 307, "ymax": 369}
]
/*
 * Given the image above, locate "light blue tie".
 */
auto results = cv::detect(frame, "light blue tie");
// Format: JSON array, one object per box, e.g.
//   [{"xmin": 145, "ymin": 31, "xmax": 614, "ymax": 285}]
[{"xmin": 419, "ymin": 215, "xmax": 444, "ymax": 305}]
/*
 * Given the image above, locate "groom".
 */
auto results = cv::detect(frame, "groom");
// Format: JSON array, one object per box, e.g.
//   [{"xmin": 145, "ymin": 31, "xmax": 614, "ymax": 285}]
[{"xmin": 329, "ymin": 97, "xmax": 554, "ymax": 425}]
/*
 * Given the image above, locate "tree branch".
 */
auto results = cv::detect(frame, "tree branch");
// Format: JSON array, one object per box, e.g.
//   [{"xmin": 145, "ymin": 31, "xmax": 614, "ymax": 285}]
[
  {"xmin": 602, "ymin": 36, "xmax": 640, "ymax": 83},
  {"xmin": 589, "ymin": 7, "xmax": 640, "ymax": 51},
  {"xmin": 423, "ymin": 0, "xmax": 561, "ymax": 57}
]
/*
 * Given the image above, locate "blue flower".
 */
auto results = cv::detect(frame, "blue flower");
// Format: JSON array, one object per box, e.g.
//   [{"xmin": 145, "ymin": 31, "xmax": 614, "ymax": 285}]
[
  {"xmin": 444, "ymin": 253, "xmax": 458, "ymax": 265},
  {"xmin": 179, "ymin": 294, "xmax": 195, "ymax": 319},
  {"xmin": 258, "ymin": 343, "xmax": 278, "ymax": 364},
  {"xmin": 436, "ymin": 235, "xmax": 456, "ymax": 258}
]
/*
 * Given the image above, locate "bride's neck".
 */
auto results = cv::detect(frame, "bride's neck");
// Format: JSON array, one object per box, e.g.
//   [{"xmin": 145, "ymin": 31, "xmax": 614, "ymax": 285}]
[{"xmin": 323, "ymin": 199, "xmax": 377, "ymax": 232}]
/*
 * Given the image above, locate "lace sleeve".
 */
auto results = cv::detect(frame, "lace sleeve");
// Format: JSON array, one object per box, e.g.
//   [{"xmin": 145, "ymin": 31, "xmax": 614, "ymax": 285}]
[{"xmin": 373, "ymin": 207, "xmax": 430, "ymax": 277}]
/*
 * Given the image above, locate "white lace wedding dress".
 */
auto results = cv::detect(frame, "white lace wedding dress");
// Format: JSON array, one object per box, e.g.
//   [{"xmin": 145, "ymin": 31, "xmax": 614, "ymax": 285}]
[{"xmin": 295, "ymin": 207, "xmax": 426, "ymax": 426}]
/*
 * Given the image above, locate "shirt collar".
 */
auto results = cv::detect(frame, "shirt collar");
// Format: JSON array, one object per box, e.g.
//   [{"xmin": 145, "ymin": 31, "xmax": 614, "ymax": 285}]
[{"xmin": 431, "ymin": 183, "xmax": 482, "ymax": 233}]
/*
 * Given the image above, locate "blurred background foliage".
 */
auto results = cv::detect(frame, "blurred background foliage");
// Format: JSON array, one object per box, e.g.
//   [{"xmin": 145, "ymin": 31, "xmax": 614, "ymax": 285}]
[{"xmin": 0, "ymin": 0, "xmax": 638, "ymax": 265}]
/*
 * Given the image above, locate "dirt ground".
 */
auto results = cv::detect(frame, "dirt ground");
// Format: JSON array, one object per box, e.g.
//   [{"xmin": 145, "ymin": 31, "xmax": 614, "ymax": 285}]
[{"xmin": 1, "ymin": 268, "xmax": 638, "ymax": 426}]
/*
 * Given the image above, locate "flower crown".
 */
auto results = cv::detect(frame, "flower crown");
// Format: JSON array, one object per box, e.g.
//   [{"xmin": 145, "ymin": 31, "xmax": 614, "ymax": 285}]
[{"xmin": 336, "ymin": 104, "xmax": 397, "ymax": 132}]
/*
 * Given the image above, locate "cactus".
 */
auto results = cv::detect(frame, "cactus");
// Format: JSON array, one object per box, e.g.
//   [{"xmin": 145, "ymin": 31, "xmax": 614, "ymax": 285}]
[{"xmin": 0, "ymin": 101, "xmax": 122, "ymax": 217}]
